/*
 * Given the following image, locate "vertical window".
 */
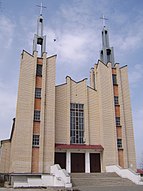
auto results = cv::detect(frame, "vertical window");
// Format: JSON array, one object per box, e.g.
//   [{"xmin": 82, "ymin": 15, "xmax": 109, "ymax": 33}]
[
  {"xmin": 36, "ymin": 64, "xmax": 42, "ymax": 76},
  {"xmin": 116, "ymin": 117, "xmax": 120, "ymax": 126},
  {"xmin": 112, "ymin": 74, "xmax": 117, "ymax": 85},
  {"xmin": 35, "ymin": 88, "xmax": 41, "ymax": 98},
  {"xmin": 117, "ymin": 138, "xmax": 122, "ymax": 148},
  {"xmin": 32, "ymin": 135, "xmax": 40, "ymax": 147},
  {"xmin": 114, "ymin": 96, "xmax": 119, "ymax": 105},
  {"xmin": 70, "ymin": 103, "xmax": 84, "ymax": 144},
  {"xmin": 34, "ymin": 110, "xmax": 40, "ymax": 121}
]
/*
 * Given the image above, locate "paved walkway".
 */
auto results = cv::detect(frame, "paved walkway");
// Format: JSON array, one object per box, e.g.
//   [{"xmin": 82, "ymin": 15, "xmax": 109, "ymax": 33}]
[
  {"xmin": 0, "ymin": 186, "xmax": 143, "ymax": 191},
  {"xmin": 75, "ymin": 185, "xmax": 143, "ymax": 191},
  {"xmin": 0, "ymin": 188, "xmax": 58, "ymax": 191}
]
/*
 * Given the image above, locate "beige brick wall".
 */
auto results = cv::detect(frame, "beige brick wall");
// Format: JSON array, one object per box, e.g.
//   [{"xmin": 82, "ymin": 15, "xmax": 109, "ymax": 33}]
[
  {"xmin": 55, "ymin": 77, "xmax": 90, "ymax": 145},
  {"xmin": 0, "ymin": 140, "xmax": 11, "ymax": 173},
  {"xmin": 10, "ymin": 51, "xmax": 37, "ymax": 173},
  {"xmin": 55, "ymin": 84, "xmax": 68, "ymax": 144},
  {"xmin": 41, "ymin": 55, "xmax": 56, "ymax": 173},
  {"xmin": 87, "ymin": 88, "xmax": 100, "ymax": 145},
  {"xmin": 31, "ymin": 147, "xmax": 39, "ymax": 173},
  {"xmin": 118, "ymin": 65, "xmax": 136, "ymax": 171},
  {"xmin": 115, "ymin": 64, "xmax": 128, "ymax": 168},
  {"xmin": 96, "ymin": 61, "xmax": 118, "ymax": 170},
  {"xmin": 70, "ymin": 77, "xmax": 89, "ymax": 144}
]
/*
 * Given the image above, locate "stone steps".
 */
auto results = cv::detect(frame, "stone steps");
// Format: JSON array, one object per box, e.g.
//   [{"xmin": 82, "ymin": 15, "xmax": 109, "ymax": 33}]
[
  {"xmin": 71, "ymin": 172, "xmax": 135, "ymax": 188},
  {"xmin": 71, "ymin": 172, "xmax": 119, "ymax": 178}
]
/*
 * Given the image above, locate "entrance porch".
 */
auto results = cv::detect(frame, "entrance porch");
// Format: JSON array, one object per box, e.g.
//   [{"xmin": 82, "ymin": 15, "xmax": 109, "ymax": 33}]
[{"xmin": 55, "ymin": 144, "xmax": 103, "ymax": 173}]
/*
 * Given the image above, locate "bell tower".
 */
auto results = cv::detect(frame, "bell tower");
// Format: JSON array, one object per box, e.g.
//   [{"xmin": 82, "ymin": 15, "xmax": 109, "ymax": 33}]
[{"xmin": 100, "ymin": 16, "xmax": 115, "ymax": 66}]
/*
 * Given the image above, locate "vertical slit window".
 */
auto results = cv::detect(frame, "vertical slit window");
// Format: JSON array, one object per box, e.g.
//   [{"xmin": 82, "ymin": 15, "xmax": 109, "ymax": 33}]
[
  {"xmin": 35, "ymin": 88, "xmax": 41, "ymax": 98},
  {"xmin": 36, "ymin": 64, "xmax": 42, "ymax": 76},
  {"xmin": 114, "ymin": 96, "xmax": 119, "ymax": 105},
  {"xmin": 117, "ymin": 138, "xmax": 122, "ymax": 148},
  {"xmin": 116, "ymin": 117, "xmax": 120, "ymax": 126},
  {"xmin": 32, "ymin": 135, "xmax": 40, "ymax": 147},
  {"xmin": 34, "ymin": 110, "xmax": 40, "ymax": 121},
  {"xmin": 112, "ymin": 74, "xmax": 117, "ymax": 85}
]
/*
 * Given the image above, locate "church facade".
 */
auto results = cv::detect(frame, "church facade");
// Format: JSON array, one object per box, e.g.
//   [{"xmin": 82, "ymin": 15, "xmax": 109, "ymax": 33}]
[{"xmin": 0, "ymin": 12, "xmax": 136, "ymax": 174}]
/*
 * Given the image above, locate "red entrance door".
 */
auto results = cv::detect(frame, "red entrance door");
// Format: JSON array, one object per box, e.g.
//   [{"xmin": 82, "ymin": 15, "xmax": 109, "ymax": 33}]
[
  {"xmin": 90, "ymin": 153, "xmax": 101, "ymax": 172},
  {"xmin": 71, "ymin": 153, "xmax": 85, "ymax": 173}
]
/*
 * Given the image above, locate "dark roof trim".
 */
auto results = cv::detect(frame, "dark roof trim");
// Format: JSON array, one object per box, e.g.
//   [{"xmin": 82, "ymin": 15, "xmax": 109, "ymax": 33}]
[
  {"xmin": 87, "ymin": 86, "xmax": 97, "ymax": 92},
  {"xmin": 22, "ymin": 50, "xmax": 34, "ymax": 58},
  {"xmin": 10, "ymin": 118, "xmax": 15, "ymax": 140},
  {"xmin": 55, "ymin": 144, "xmax": 104, "ymax": 151},
  {"xmin": 120, "ymin": 65, "xmax": 128, "ymax": 69},
  {"xmin": 47, "ymin": 54, "xmax": 57, "ymax": 59},
  {"xmin": 66, "ymin": 76, "xmax": 88, "ymax": 84},
  {"xmin": 96, "ymin": 59, "xmax": 110, "ymax": 69},
  {"xmin": 114, "ymin": 63, "xmax": 120, "ymax": 66},
  {"xmin": 37, "ymin": 57, "xmax": 43, "ymax": 60},
  {"xmin": 56, "ymin": 83, "xmax": 67, "ymax": 87},
  {"xmin": 1, "ymin": 139, "xmax": 10, "ymax": 144}
]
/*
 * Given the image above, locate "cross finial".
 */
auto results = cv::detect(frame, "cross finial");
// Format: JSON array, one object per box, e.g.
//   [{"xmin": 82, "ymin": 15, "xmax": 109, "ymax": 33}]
[
  {"xmin": 100, "ymin": 15, "xmax": 108, "ymax": 27},
  {"xmin": 36, "ymin": 2, "xmax": 46, "ymax": 15}
]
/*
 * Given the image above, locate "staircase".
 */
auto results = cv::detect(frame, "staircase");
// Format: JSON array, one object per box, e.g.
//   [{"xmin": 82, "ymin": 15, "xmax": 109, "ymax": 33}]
[{"xmin": 71, "ymin": 172, "xmax": 135, "ymax": 190}]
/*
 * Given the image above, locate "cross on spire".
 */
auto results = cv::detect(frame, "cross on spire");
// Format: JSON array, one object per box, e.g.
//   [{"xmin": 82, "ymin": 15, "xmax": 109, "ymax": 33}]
[
  {"xmin": 100, "ymin": 15, "xmax": 108, "ymax": 27},
  {"xmin": 36, "ymin": 2, "xmax": 46, "ymax": 15}
]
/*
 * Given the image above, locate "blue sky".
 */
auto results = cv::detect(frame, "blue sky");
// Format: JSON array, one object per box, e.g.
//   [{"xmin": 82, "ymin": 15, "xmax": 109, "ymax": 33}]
[{"xmin": 0, "ymin": 0, "xmax": 143, "ymax": 167}]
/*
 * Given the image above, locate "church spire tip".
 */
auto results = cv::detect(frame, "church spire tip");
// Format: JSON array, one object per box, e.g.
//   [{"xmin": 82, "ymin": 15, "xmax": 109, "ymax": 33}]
[
  {"xmin": 33, "ymin": 2, "xmax": 47, "ymax": 56},
  {"xmin": 36, "ymin": 2, "xmax": 47, "ymax": 16},
  {"xmin": 99, "ymin": 16, "xmax": 115, "ymax": 66},
  {"xmin": 100, "ymin": 15, "xmax": 108, "ymax": 28}
]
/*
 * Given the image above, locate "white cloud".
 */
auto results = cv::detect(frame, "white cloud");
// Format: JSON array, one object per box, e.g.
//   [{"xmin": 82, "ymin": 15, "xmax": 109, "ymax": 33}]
[
  {"xmin": 111, "ymin": 12, "xmax": 143, "ymax": 53},
  {"xmin": 0, "ymin": 81, "xmax": 16, "ymax": 116},
  {"xmin": 57, "ymin": 33, "xmax": 89, "ymax": 62},
  {"xmin": 0, "ymin": 80, "xmax": 17, "ymax": 140},
  {"xmin": 112, "ymin": 32, "xmax": 142, "ymax": 52},
  {"xmin": 128, "ymin": 64, "xmax": 143, "ymax": 86},
  {"xmin": 0, "ymin": 15, "xmax": 15, "ymax": 49},
  {"xmin": 133, "ymin": 108, "xmax": 143, "ymax": 167}
]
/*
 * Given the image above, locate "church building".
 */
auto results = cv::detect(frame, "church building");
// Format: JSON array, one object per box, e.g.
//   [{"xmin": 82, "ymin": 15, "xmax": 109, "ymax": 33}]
[{"xmin": 0, "ymin": 11, "xmax": 136, "ymax": 175}]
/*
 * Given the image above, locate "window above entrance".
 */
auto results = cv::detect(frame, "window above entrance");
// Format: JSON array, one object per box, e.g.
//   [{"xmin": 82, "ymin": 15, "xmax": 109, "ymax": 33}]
[{"xmin": 70, "ymin": 103, "xmax": 84, "ymax": 144}]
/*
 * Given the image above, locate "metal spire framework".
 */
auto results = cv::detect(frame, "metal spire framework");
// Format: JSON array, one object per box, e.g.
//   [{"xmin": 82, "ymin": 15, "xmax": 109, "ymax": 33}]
[
  {"xmin": 33, "ymin": 2, "xmax": 47, "ymax": 56},
  {"xmin": 100, "ymin": 16, "xmax": 115, "ymax": 66}
]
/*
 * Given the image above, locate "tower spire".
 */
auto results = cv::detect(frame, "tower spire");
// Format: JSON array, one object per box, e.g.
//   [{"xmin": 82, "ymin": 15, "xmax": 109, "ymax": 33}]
[
  {"xmin": 100, "ymin": 16, "xmax": 115, "ymax": 66},
  {"xmin": 33, "ymin": 3, "xmax": 47, "ymax": 56}
]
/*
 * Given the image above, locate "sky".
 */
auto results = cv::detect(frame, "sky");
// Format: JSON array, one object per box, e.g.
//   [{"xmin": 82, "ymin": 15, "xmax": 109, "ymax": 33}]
[{"xmin": 0, "ymin": 0, "xmax": 143, "ymax": 168}]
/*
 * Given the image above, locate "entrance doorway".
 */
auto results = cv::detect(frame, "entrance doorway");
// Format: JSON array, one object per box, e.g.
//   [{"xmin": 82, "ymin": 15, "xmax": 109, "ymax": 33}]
[
  {"xmin": 71, "ymin": 153, "xmax": 85, "ymax": 172},
  {"xmin": 55, "ymin": 152, "xmax": 66, "ymax": 169},
  {"xmin": 90, "ymin": 153, "xmax": 101, "ymax": 172}
]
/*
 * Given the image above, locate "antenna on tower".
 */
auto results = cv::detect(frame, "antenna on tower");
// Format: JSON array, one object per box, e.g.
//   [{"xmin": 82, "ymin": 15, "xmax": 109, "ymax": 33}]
[{"xmin": 36, "ymin": 2, "xmax": 46, "ymax": 15}]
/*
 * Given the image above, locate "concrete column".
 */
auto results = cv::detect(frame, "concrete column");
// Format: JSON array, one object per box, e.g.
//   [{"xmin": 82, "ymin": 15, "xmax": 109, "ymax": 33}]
[
  {"xmin": 66, "ymin": 151, "xmax": 71, "ymax": 173},
  {"xmin": 85, "ymin": 151, "xmax": 90, "ymax": 173}
]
